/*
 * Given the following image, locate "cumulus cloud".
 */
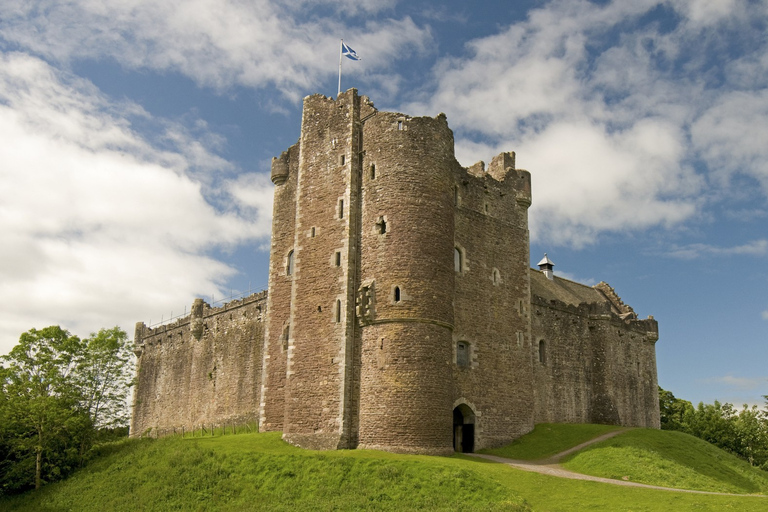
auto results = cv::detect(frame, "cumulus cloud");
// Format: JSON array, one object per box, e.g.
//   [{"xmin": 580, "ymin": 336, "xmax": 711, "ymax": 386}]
[
  {"xmin": 0, "ymin": 0, "xmax": 430, "ymax": 101},
  {"xmin": 401, "ymin": 0, "xmax": 768, "ymax": 246},
  {"xmin": 0, "ymin": 53, "xmax": 272, "ymax": 354}
]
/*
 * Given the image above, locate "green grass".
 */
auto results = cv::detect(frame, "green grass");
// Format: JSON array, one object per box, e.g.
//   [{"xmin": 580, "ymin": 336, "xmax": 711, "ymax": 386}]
[
  {"xmin": 481, "ymin": 422, "xmax": 623, "ymax": 460},
  {"xmin": 2, "ymin": 427, "xmax": 767, "ymax": 511},
  {"xmin": 562, "ymin": 428, "xmax": 768, "ymax": 495}
]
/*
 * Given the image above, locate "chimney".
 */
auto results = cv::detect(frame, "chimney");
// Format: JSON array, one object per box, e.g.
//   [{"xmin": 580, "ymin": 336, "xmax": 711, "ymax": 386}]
[{"xmin": 538, "ymin": 253, "xmax": 555, "ymax": 280}]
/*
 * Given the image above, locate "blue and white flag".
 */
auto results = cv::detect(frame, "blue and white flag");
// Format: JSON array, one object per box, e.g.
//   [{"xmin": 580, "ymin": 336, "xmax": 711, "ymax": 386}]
[{"xmin": 341, "ymin": 42, "xmax": 361, "ymax": 61}]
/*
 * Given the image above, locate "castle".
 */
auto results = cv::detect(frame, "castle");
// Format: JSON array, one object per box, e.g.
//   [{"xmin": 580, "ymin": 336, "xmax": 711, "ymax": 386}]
[{"xmin": 130, "ymin": 89, "xmax": 660, "ymax": 454}]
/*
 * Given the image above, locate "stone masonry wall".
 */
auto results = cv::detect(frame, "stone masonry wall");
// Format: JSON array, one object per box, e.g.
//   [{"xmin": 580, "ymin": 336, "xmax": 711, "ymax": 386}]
[
  {"xmin": 452, "ymin": 155, "xmax": 536, "ymax": 450},
  {"xmin": 531, "ymin": 289, "xmax": 660, "ymax": 428},
  {"xmin": 357, "ymin": 109, "xmax": 457, "ymax": 454},
  {"xmin": 130, "ymin": 292, "xmax": 266, "ymax": 436},
  {"xmin": 259, "ymin": 142, "xmax": 299, "ymax": 432}
]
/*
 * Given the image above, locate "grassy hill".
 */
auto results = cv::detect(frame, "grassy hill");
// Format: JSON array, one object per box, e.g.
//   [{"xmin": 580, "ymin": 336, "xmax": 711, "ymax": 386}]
[{"xmin": 2, "ymin": 426, "xmax": 767, "ymax": 511}]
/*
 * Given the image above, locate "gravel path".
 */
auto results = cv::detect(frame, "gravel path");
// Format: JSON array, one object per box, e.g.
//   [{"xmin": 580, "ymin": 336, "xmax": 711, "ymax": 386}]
[{"xmin": 468, "ymin": 430, "xmax": 767, "ymax": 497}]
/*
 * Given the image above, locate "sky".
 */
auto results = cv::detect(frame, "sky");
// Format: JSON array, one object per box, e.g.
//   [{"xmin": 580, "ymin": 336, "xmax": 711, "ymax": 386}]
[{"xmin": 0, "ymin": 0, "xmax": 766, "ymax": 408}]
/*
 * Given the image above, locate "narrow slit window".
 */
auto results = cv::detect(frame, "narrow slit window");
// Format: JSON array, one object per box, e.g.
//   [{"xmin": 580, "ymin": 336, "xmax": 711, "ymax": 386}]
[
  {"xmin": 286, "ymin": 250, "xmax": 294, "ymax": 276},
  {"xmin": 311, "ymin": 227, "xmax": 316, "ymax": 237},
  {"xmin": 340, "ymin": 154, "xmax": 346, "ymax": 165},
  {"xmin": 339, "ymin": 199, "xmax": 344, "ymax": 219},
  {"xmin": 454, "ymin": 248, "xmax": 462, "ymax": 272},
  {"xmin": 370, "ymin": 164, "xmax": 376, "ymax": 179},
  {"xmin": 394, "ymin": 286, "xmax": 401, "ymax": 302},
  {"xmin": 336, "ymin": 300, "xmax": 342, "ymax": 323},
  {"xmin": 538, "ymin": 340, "xmax": 546, "ymax": 364},
  {"xmin": 335, "ymin": 251, "xmax": 341, "ymax": 267},
  {"xmin": 376, "ymin": 217, "xmax": 387, "ymax": 234}
]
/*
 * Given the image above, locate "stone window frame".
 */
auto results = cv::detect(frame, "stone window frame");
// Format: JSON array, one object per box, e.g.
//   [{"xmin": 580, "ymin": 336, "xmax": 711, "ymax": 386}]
[
  {"xmin": 454, "ymin": 244, "xmax": 467, "ymax": 274},
  {"xmin": 456, "ymin": 341, "xmax": 470, "ymax": 368},
  {"xmin": 491, "ymin": 267, "xmax": 501, "ymax": 286},
  {"xmin": 335, "ymin": 299, "xmax": 342, "ymax": 323},
  {"xmin": 286, "ymin": 249, "xmax": 295, "ymax": 276}
]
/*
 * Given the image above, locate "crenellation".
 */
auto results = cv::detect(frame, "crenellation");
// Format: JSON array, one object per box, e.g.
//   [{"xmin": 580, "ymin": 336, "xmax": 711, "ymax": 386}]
[{"xmin": 131, "ymin": 89, "xmax": 660, "ymax": 452}]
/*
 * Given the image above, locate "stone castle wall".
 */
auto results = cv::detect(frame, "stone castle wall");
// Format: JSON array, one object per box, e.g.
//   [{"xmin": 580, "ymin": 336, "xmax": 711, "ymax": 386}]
[
  {"xmin": 130, "ymin": 293, "xmax": 266, "ymax": 436},
  {"xmin": 451, "ymin": 154, "xmax": 536, "ymax": 449},
  {"xmin": 530, "ymin": 277, "xmax": 660, "ymax": 428}
]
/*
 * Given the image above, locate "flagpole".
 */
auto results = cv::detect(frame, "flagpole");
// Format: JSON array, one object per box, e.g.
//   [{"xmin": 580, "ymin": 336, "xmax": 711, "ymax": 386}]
[{"xmin": 338, "ymin": 39, "xmax": 343, "ymax": 96}]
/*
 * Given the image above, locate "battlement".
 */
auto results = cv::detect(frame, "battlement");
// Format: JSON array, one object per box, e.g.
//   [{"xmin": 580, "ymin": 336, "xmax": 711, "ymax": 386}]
[{"xmin": 133, "ymin": 291, "xmax": 267, "ymax": 355}]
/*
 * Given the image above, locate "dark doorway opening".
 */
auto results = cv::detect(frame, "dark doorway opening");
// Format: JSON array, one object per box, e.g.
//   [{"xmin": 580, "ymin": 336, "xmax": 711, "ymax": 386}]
[{"xmin": 453, "ymin": 404, "xmax": 475, "ymax": 453}]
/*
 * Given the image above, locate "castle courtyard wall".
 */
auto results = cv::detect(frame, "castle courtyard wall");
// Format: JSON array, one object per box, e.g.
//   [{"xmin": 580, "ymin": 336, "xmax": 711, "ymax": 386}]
[{"xmin": 130, "ymin": 293, "xmax": 266, "ymax": 436}]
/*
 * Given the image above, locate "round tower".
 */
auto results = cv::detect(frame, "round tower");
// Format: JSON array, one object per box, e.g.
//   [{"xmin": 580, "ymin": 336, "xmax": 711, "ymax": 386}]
[{"xmin": 357, "ymin": 112, "xmax": 456, "ymax": 454}]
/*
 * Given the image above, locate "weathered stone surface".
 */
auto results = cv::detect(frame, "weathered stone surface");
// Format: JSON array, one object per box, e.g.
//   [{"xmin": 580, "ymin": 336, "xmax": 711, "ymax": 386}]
[{"xmin": 130, "ymin": 89, "xmax": 660, "ymax": 452}]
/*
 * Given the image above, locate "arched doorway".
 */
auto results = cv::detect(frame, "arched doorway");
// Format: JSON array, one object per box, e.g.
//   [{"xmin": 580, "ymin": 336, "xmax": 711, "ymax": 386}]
[{"xmin": 453, "ymin": 404, "xmax": 475, "ymax": 453}]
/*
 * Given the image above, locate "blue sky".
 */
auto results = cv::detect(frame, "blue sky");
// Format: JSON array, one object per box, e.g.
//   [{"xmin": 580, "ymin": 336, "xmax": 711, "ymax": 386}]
[{"xmin": 1, "ymin": 0, "xmax": 766, "ymax": 408}]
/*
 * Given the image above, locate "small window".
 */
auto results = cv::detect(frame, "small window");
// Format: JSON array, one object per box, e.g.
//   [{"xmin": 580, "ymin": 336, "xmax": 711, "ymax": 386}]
[
  {"xmin": 457, "ymin": 341, "xmax": 469, "ymax": 368},
  {"xmin": 370, "ymin": 164, "xmax": 376, "ymax": 179},
  {"xmin": 538, "ymin": 340, "xmax": 546, "ymax": 364},
  {"xmin": 336, "ymin": 300, "xmax": 342, "ymax": 323},
  {"xmin": 492, "ymin": 268, "xmax": 500, "ymax": 285},
  {"xmin": 339, "ymin": 199, "xmax": 344, "ymax": 219},
  {"xmin": 286, "ymin": 250, "xmax": 294, "ymax": 276},
  {"xmin": 335, "ymin": 251, "xmax": 341, "ymax": 267},
  {"xmin": 376, "ymin": 217, "xmax": 387, "ymax": 234},
  {"xmin": 394, "ymin": 286, "xmax": 401, "ymax": 302},
  {"xmin": 311, "ymin": 227, "xmax": 316, "ymax": 237},
  {"xmin": 454, "ymin": 248, "xmax": 462, "ymax": 272},
  {"xmin": 341, "ymin": 154, "xmax": 346, "ymax": 165},
  {"xmin": 397, "ymin": 120, "xmax": 403, "ymax": 130}
]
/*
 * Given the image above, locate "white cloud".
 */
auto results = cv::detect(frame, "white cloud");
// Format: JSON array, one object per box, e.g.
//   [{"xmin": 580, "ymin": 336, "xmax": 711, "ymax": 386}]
[
  {"xmin": 401, "ymin": 0, "xmax": 768, "ymax": 246},
  {"xmin": 0, "ymin": 0, "xmax": 431, "ymax": 100},
  {"xmin": 667, "ymin": 239, "xmax": 768, "ymax": 259},
  {"xmin": 0, "ymin": 52, "xmax": 271, "ymax": 355},
  {"xmin": 705, "ymin": 375, "xmax": 767, "ymax": 391}
]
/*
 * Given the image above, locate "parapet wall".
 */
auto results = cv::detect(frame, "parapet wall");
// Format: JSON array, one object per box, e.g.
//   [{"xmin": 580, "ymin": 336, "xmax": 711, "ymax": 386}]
[{"xmin": 130, "ymin": 292, "xmax": 267, "ymax": 437}]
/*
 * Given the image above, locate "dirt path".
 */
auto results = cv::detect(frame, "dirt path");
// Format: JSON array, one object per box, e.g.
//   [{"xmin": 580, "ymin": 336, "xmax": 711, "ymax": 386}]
[{"xmin": 468, "ymin": 429, "xmax": 767, "ymax": 497}]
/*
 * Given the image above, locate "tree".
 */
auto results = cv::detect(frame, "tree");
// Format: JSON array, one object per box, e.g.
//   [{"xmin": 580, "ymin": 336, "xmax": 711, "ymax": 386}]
[
  {"xmin": 0, "ymin": 325, "xmax": 135, "ymax": 494},
  {"xmin": 0, "ymin": 326, "xmax": 90, "ymax": 491},
  {"xmin": 658, "ymin": 386, "xmax": 693, "ymax": 431},
  {"xmin": 77, "ymin": 327, "xmax": 134, "ymax": 430}
]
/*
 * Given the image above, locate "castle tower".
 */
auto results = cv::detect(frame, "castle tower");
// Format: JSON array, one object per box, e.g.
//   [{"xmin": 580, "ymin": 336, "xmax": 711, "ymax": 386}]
[{"xmin": 356, "ymin": 111, "xmax": 459, "ymax": 454}]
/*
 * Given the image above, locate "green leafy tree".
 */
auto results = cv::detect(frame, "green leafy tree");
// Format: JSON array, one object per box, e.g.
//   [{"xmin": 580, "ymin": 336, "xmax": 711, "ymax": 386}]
[
  {"xmin": 0, "ymin": 326, "xmax": 90, "ymax": 491},
  {"xmin": 658, "ymin": 387, "xmax": 693, "ymax": 431},
  {"xmin": 77, "ymin": 327, "xmax": 134, "ymax": 430}
]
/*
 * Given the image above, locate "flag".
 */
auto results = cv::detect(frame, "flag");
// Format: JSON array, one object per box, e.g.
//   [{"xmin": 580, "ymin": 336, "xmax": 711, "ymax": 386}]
[{"xmin": 341, "ymin": 42, "xmax": 361, "ymax": 61}]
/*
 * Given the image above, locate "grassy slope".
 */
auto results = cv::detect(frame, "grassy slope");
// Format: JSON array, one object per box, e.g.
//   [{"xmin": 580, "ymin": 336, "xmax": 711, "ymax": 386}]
[
  {"xmin": 1, "ymin": 428, "xmax": 767, "ymax": 511},
  {"xmin": 480, "ymin": 423, "xmax": 622, "ymax": 460},
  {"xmin": 562, "ymin": 428, "xmax": 768, "ymax": 494}
]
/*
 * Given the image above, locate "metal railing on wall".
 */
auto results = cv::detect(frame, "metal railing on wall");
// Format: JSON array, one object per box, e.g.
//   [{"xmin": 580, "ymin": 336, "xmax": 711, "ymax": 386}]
[{"xmin": 146, "ymin": 282, "xmax": 268, "ymax": 329}]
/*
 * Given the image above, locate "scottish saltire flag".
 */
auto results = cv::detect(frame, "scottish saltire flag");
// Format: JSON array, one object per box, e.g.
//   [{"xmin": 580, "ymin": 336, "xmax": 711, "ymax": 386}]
[{"xmin": 341, "ymin": 42, "xmax": 361, "ymax": 61}]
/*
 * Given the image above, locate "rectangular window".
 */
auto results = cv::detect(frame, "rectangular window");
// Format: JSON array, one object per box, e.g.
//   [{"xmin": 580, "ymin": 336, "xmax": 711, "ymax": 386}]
[
  {"xmin": 339, "ymin": 199, "xmax": 344, "ymax": 219},
  {"xmin": 457, "ymin": 342, "xmax": 469, "ymax": 368},
  {"xmin": 335, "ymin": 252, "xmax": 341, "ymax": 266}
]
